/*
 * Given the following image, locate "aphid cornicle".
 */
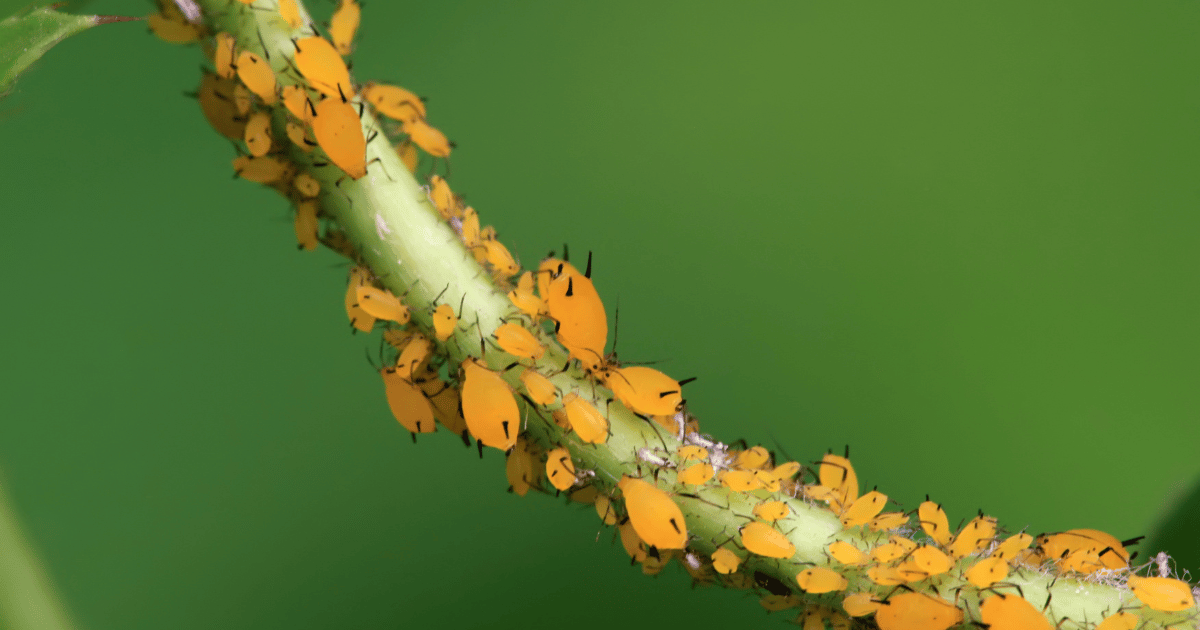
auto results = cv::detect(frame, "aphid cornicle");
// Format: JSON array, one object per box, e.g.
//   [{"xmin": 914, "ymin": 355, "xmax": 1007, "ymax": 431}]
[
  {"xmin": 459, "ymin": 358, "xmax": 520, "ymax": 452},
  {"xmin": 292, "ymin": 36, "xmax": 354, "ymax": 99},
  {"xmin": 312, "ymin": 92, "xmax": 367, "ymax": 180},
  {"xmin": 234, "ymin": 51, "xmax": 277, "ymax": 104},
  {"xmin": 617, "ymin": 476, "xmax": 688, "ymax": 551}
]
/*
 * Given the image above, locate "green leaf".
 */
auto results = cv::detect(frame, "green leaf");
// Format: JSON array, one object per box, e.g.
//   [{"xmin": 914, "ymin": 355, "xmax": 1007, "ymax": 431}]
[{"xmin": 0, "ymin": 3, "xmax": 138, "ymax": 98}]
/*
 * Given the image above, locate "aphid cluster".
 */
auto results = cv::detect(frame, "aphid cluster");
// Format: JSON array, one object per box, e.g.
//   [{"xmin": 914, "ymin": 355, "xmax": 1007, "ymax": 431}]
[{"xmin": 165, "ymin": 2, "xmax": 1200, "ymax": 627}]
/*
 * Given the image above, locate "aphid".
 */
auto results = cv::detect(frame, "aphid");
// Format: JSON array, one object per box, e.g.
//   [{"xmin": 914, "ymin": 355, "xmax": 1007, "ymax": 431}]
[
  {"xmin": 991, "ymin": 532, "xmax": 1033, "ymax": 560},
  {"xmin": 286, "ymin": 122, "xmax": 315, "ymax": 152},
  {"xmin": 504, "ymin": 436, "xmax": 540, "ymax": 496},
  {"xmin": 381, "ymin": 366, "xmax": 435, "ymax": 439},
  {"xmin": 874, "ymin": 592, "xmax": 964, "ymax": 630},
  {"xmin": 232, "ymin": 82, "xmax": 253, "ymax": 115},
  {"xmin": 617, "ymin": 476, "xmax": 688, "ymax": 550},
  {"xmin": 277, "ymin": 0, "xmax": 302, "ymax": 28},
  {"xmin": 545, "ymin": 447, "xmax": 576, "ymax": 491},
  {"xmin": 842, "ymin": 593, "xmax": 881, "ymax": 617},
  {"xmin": 898, "ymin": 545, "xmax": 953, "ymax": 580},
  {"xmin": 281, "ymin": 85, "xmax": 312, "ymax": 122},
  {"xmin": 507, "ymin": 271, "xmax": 546, "ymax": 320},
  {"xmin": 827, "ymin": 541, "xmax": 867, "ymax": 566},
  {"xmin": 948, "ymin": 514, "xmax": 997, "ymax": 559},
  {"xmin": 292, "ymin": 36, "xmax": 354, "ymax": 98},
  {"xmin": 840, "ymin": 490, "xmax": 888, "ymax": 528},
  {"xmin": 964, "ymin": 555, "xmax": 1008, "ymax": 588},
  {"xmin": 394, "ymin": 140, "xmax": 419, "ymax": 173},
  {"xmin": 869, "ymin": 512, "xmax": 909, "ymax": 532},
  {"xmin": 541, "ymin": 256, "xmax": 608, "ymax": 371},
  {"xmin": 561, "ymin": 393, "xmax": 608, "ymax": 444},
  {"xmin": 329, "ymin": 0, "xmax": 361, "ymax": 55},
  {"xmin": 816, "ymin": 452, "xmax": 858, "ymax": 512},
  {"xmin": 312, "ymin": 94, "xmax": 367, "ymax": 180},
  {"xmin": 234, "ymin": 51, "xmax": 278, "ymax": 104},
  {"xmin": 428, "ymin": 175, "xmax": 457, "ymax": 219},
  {"xmin": 1094, "ymin": 612, "xmax": 1139, "ymax": 630},
  {"xmin": 344, "ymin": 266, "xmax": 376, "ymax": 333},
  {"xmin": 293, "ymin": 171, "xmax": 320, "ymax": 197},
  {"xmin": 740, "ymin": 522, "xmax": 796, "ymax": 559},
  {"xmin": 404, "ymin": 119, "xmax": 452, "ymax": 158},
  {"xmin": 759, "ymin": 594, "xmax": 800, "ymax": 612},
  {"xmin": 196, "ymin": 72, "xmax": 247, "ymax": 140},
  {"xmin": 1036, "ymin": 528, "xmax": 1131, "ymax": 571},
  {"xmin": 594, "ymin": 495, "xmax": 618, "ymax": 525},
  {"xmin": 232, "ymin": 155, "xmax": 290, "ymax": 184},
  {"xmin": 735, "ymin": 446, "xmax": 771, "ymax": 470},
  {"xmin": 752, "ymin": 470, "xmax": 780, "ymax": 493},
  {"xmin": 293, "ymin": 199, "xmax": 319, "ymax": 251},
  {"xmin": 606, "ymin": 366, "xmax": 688, "ymax": 417},
  {"xmin": 479, "ymin": 240, "xmax": 520, "ymax": 278},
  {"xmin": 519, "ymin": 368, "xmax": 558, "ymax": 406},
  {"xmin": 871, "ymin": 538, "xmax": 915, "ymax": 564},
  {"xmin": 459, "ymin": 358, "xmax": 520, "ymax": 452},
  {"xmin": 213, "ymin": 32, "xmax": 236, "ymax": 78},
  {"xmin": 148, "ymin": 11, "xmax": 203, "ymax": 43},
  {"xmin": 677, "ymin": 445, "xmax": 708, "ymax": 461},
  {"xmin": 1126, "ymin": 576, "xmax": 1196, "ymax": 612},
  {"xmin": 978, "ymin": 593, "xmax": 1053, "ymax": 630},
  {"xmin": 363, "ymin": 82, "xmax": 426, "ymax": 123},
  {"xmin": 711, "ymin": 548, "xmax": 741, "ymax": 574},
  {"xmin": 675, "ymin": 462, "xmax": 713, "ymax": 486},
  {"xmin": 618, "ymin": 520, "xmax": 648, "ymax": 563},
  {"xmin": 796, "ymin": 567, "xmax": 848, "ymax": 594},
  {"xmin": 432, "ymin": 303, "xmax": 458, "ymax": 342},
  {"xmin": 355, "ymin": 286, "xmax": 410, "ymax": 324},
  {"xmin": 718, "ymin": 470, "xmax": 759, "ymax": 492},
  {"xmin": 753, "ymin": 500, "xmax": 790, "ymax": 523},
  {"xmin": 866, "ymin": 566, "xmax": 906, "ymax": 586},
  {"xmin": 918, "ymin": 499, "xmax": 953, "ymax": 547},
  {"xmin": 243, "ymin": 111, "xmax": 273, "ymax": 157},
  {"xmin": 425, "ymin": 382, "xmax": 467, "ymax": 439}
]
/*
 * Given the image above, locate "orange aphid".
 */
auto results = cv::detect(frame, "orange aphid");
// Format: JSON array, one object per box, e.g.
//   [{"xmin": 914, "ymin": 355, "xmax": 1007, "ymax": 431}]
[
  {"xmin": 1036, "ymin": 528, "xmax": 1131, "ymax": 572},
  {"xmin": 292, "ymin": 36, "xmax": 354, "ymax": 99},
  {"xmin": 618, "ymin": 520, "xmax": 647, "ymax": 563},
  {"xmin": 277, "ymin": 0, "xmax": 302, "ymax": 28},
  {"xmin": 979, "ymin": 594, "xmax": 1053, "ymax": 630},
  {"xmin": 363, "ymin": 82, "xmax": 426, "ymax": 122},
  {"xmin": 312, "ymin": 95, "xmax": 366, "ymax": 179},
  {"xmin": 948, "ymin": 514, "xmax": 997, "ymax": 559},
  {"xmin": 519, "ymin": 369, "xmax": 557, "ymax": 406},
  {"xmin": 1094, "ymin": 612, "xmax": 1139, "ymax": 630},
  {"xmin": 618, "ymin": 476, "xmax": 688, "ymax": 550},
  {"xmin": 234, "ymin": 51, "xmax": 277, "ymax": 104},
  {"xmin": 992, "ymin": 532, "xmax": 1033, "ymax": 560},
  {"xmin": 460, "ymin": 358, "xmax": 520, "ymax": 451},
  {"xmin": 355, "ymin": 286, "xmax": 410, "ymax": 324},
  {"xmin": 213, "ymin": 32, "xmax": 236, "ymax": 79},
  {"xmin": 329, "ymin": 0, "xmax": 361, "ymax": 55},
  {"xmin": 504, "ymin": 436, "xmax": 540, "ymax": 497},
  {"xmin": 395, "ymin": 140, "xmax": 418, "ymax": 173},
  {"xmin": 428, "ymin": 175, "xmax": 457, "ymax": 219},
  {"xmin": 196, "ymin": 72, "xmax": 246, "ymax": 140},
  {"xmin": 606, "ymin": 366, "xmax": 687, "ymax": 417},
  {"xmin": 148, "ymin": 12, "xmax": 203, "ymax": 44},
  {"xmin": 842, "ymin": 593, "xmax": 881, "ymax": 617},
  {"xmin": 292, "ymin": 171, "xmax": 320, "ymax": 197},
  {"xmin": 344, "ymin": 266, "xmax": 376, "ymax": 333},
  {"xmin": 918, "ymin": 499, "xmax": 953, "ymax": 547},
  {"xmin": 281, "ymin": 85, "xmax": 312, "ymax": 122},
  {"xmin": 827, "ymin": 541, "xmax": 867, "ymax": 566},
  {"xmin": 405, "ymin": 118, "xmax": 453, "ymax": 157},
  {"xmin": 232, "ymin": 155, "xmax": 290, "ymax": 184},
  {"xmin": 243, "ymin": 111, "xmax": 273, "ymax": 157},
  {"xmin": 293, "ymin": 199, "xmax": 318, "ymax": 251},
  {"xmin": 735, "ymin": 445, "xmax": 772, "ymax": 470},
  {"xmin": 711, "ymin": 548, "xmax": 741, "ymax": 574},
  {"xmin": 840, "ymin": 490, "xmax": 887, "ymax": 528},
  {"xmin": 431, "ymin": 302, "xmax": 458, "ymax": 342},
  {"xmin": 817, "ymin": 453, "xmax": 858, "ymax": 512},
  {"xmin": 593, "ymin": 495, "xmax": 617, "ymax": 525},
  {"xmin": 507, "ymin": 271, "xmax": 546, "ymax": 319},
  {"xmin": 869, "ymin": 512, "xmax": 909, "ymax": 532},
  {"xmin": 561, "ymin": 393, "xmax": 608, "ymax": 444},
  {"xmin": 740, "ymin": 522, "xmax": 795, "ymax": 559},
  {"xmin": 898, "ymin": 545, "xmax": 953, "ymax": 580},
  {"xmin": 678, "ymin": 445, "xmax": 708, "ymax": 461},
  {"xmin": 964, "ymin": 555, "xmax": 1008, "ymax": 588},
  {"xmin": 866, "ymin": 566, "xmax": 906, "ymax": 586},
  {"xmin": 795, "ymin": 567, "xmax": 848, "ymax": 594},
  {"xmin": 718, "ymin": 470, "xmax": 759, "ymax": 492},
  {"xmin": 1126, "ymin": 575, "xmax": 1196, "ymax": 612},
  {"xmin": 381, "ymin": 366, "xmax": 435, "ymax": 438},
  {"xmin": 545, "ymin": 447, "xmax": 576, "ymax": 491},
  {"xmin": 492, "ymin": 323, "xmax": 545, "ymax": 361},
  {"xmin": 753, "ymin": 500, "xmax": 790, "ymax": 523},
  {"xmin": 676, "ymin": 462, "xmax": 713, "ymax": 486},
  {"xmin": 875, "ymin": 592, "xmax": 963, "ymax": 630},
  {"xmin": 479, "ymin": 240, "xmax": 520, "ymax": 278}
]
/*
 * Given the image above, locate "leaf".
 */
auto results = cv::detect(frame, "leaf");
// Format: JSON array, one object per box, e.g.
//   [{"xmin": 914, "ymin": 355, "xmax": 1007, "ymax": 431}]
[
  {"xmin": 1145, "ymin": 474, "xmax": 1200, "ymax": 577},
  {"xmin": 0, "ymin": 3, "xmax": 139, "ymax": 98}
]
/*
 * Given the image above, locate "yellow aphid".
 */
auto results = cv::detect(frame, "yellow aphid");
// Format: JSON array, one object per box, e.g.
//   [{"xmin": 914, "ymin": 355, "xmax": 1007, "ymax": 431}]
[
  {"xmin": 677, "ymin": 445, "xmax": 708, "ymax": 461},
  {"xmin": 381, "ymin": 371, "xmax": 435, "ymax": 438},
  {"xmin": 918, "ymin": 499, "xmax": 953, "ymax": 547},
  {"xmin": 541, "ymin": 256, "xmax": 607, "ymax": 372},
  {"xmin": 866, "ymin": 566, "xmax": 906, "ymax": 586},
  {"xmin": 504, "ymin": 436, "xmax": 540, "ymax": 497},
  {"xmin": 460, "ymin": 207, "xmax": 482, "ymax": 253},
  {"xmin": 428, "ymin": 175, "xmax": 457, "ymax": 219},
  {"xmin": 899, "ymin": 545, "xmax": 953, "ymax": 580},
  {"xmin": 753, "ymin": 500, "xmax": 790, "ymax": 522},
  {"xmin": 329, "ymin": 0, "xmax": 360, "ymax": 56},
  {"xmin": 842, "ymin": 593, "xmax": 881, "ymax": 617},
  {"xmin": 213, "ymin": 32, "xmax": 236, "ymax": 78},
  {"xmin": 740, "ymin": 522, "xmax": 795, "ymax": 559},
  {"xmin": 281, "ymin": 85, "xmax": 312, "ymax": 122},
  {"xmin": 545, "ymin": 447, "xmax": 576, "ymax": 491},
  {"xmin": 869, "ymin": 512, "xmax": 909, "ymax": 532},
  {"xmin": 148, "ymin": 12, "xmax": 203, "ymax": 43},
  {"xmin": 594, "ymin": 495, "xmax": 618, "ymax": 525},
  {"xmin": 386, "ymin": 332, "xmax": 432, "ymax": 381},
  {"xmin": 1127, "ymin": 576, "xmax": 1196, "ymax": 612},
  {"xmin": 363, "ymin": 82, "xmax": 426, "ymax": 123},
  {"xmin": 752, "ymin": 470, "xmax": 780, "ymax": 492},
  {"xmin": 293, "ymin": 199, "xmax": 318, "ymax": 251},
  {"xmin": 232, "ymin": 82, "xmax": 253, "ymax": 115},
  {"xmin": 675, "ymin": 462, "xmax": 713, "ymax": 486},
  {"xmin": 817, "ymin": 453, "xmax": 858, "ymax": 511},
  {"xmin": 795, "ymin": 567, "xmax": 848, "ymax": 594},
  {"xmin": 992, "ymin": 532, "xmax": 1033, "ymax": 560},
  {"xmin": 711, "ymin": 548, "xmax": 741, "ymax": 574},
  {"xmin": 875, "ymin": 592, "xmax": 964, "ymax": 630},
  {"xmin": 313, "ymin": 95, "xmax": 367, "ymax": 180},
  {"xmin": 292, "ymin": 36, "xmax": 354, "ymax": 99},
  {"xmin": 344, "ymin": 266, "xmax": 376, "ymax": 333},
  {"xmin": 232, "ymin": 155, "xmax": 290, "ymax": 184},
  {"xmin": 948, "ymin": 514, "xmax": 997, "ymax": 559},
  {"xmin": 293, "ymin": 171, "xmax": 320, "ymax": 197},
  {"xmin": 243, "ymin": 111, "xmax": 272, "ymax": 156},
  {"xmin": 479, "ymin": 240, "xmax": 520, "ymax": 278},
  {"xmin": 979, "ymin": 594, "xmax": 1053, "ymax": 630},
  {"xmin": 286, "ymin": 122, "xmax": 315, "ymax": 152},
  {"xmin": 234, "ymin": 51, "xmax": 277, "ymax": 104},
  {"xmin": 277, "ymin": 0, "xmax": 302, "ymax": 28},
  {"xmin": 491, "ymin": 323, "xmax": 545, "ymax": 361},
  {"xmin": 395, "ymin": 140, "xmax": 418, "ymax": 173},
  {"xmin": 425, "ymin": 382, "xmax": 466, "ymax": 438},
  {"xmin": 607, "ymin": 366, "xmax": 686, "ymax": 416},
  {"xmin": 617, "ymin": 476, "xmax": 688, "ymax": 550},
  {"xmin": 197, "ymin": 72, "xmax": 247, "ymax": 140},
  {"xmin": 460, "ymin": 358, "xmax": 520, "ymax": 452},
  {"xmin": 827, "ymin": 541, "xmax": 867, "ymax": 566},
  {"xmin": 1094, "ymin": 612, "xmax": 1139, "ymax": 630},
  {"xmin": 405, "ymin": 119, "xmax": 453, "ymax": 157},
  {"xmin": 771, "ymin": 461, "xmax": 802, "ymax": 480},
  {"xmin": 507, "ymin": 271, "xmax": 546, "ymax": 320},
  {"xmin": 519, "ymin": 369, "xmax": 557, "ymax": 406},
  {"xmin": 759, "ymin": 594, "xmax": 800, "ymax": 612},
  {"xmin": 718, "ymin": 470, "xmax": 759, "ymax": 492},
  {"xmin": 432, "ymin": 303, "xmax": 458, "ymax": 341},
  {"xmin": 355, "ymin": 286, "xmax": 410, "ymax": 324},
  {"xmin": 561, "ymin": 393, "xmax": 608, "ymax": 444},
  {"xmin": 618, "ymin": 520, "xmax": 647, "ymax": 562},
  {"xmin": 1037, "ymin": 528, "xmax": 1131, "ymax": 571},
  {"xmin": 964, "ymin": 555, "xmax": 1009, "ymax": 588},
  {"xmin": 871, "ymin": 540, "xmax": 910, "ymax": 564},
  {"xmin": 840, "ymin": 490, "xmax": 887, "ymax": 528},
  {"xmin": 735, "ymin": 446, "xmax": 771, "ymax": 469}
]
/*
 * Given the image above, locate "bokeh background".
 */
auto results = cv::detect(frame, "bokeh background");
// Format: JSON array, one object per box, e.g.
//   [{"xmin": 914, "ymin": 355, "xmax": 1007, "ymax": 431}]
[{"xmin": 1, "ymin": 0, "xmax": 1198, "ymax": 628}]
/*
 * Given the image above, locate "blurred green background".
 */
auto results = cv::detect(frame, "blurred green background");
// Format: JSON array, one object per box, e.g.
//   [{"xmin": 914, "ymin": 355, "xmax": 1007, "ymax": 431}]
[{"xmin": 1, "ymin": 0, "xmax": 1198, "ymax": 628}]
